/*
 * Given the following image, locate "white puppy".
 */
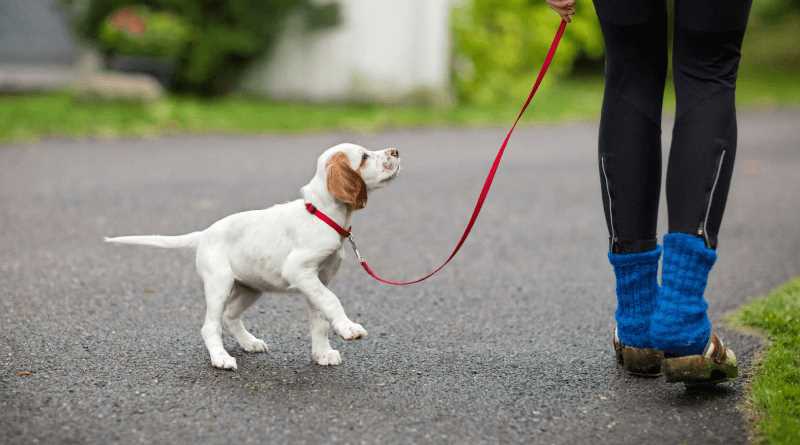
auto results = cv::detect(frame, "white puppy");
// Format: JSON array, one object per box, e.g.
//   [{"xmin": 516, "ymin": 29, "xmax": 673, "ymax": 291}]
[{"xmin": 106, "ymin": 143, "xmax": 400, "ymax": 370}]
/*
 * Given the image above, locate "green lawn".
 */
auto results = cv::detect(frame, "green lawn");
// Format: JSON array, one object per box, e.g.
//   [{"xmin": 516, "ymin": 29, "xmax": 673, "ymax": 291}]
[
  {"xmin": 731, "ymin": 278, "xmax": 800, "ymax": 445},
  {"xmin": 1, "ymin": 71, "xmax": 799, "ymax": 144}
]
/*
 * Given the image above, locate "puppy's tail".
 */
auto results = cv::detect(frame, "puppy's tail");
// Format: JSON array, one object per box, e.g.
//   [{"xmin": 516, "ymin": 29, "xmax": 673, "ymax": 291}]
[{"xmin": 104, "ymin": 231, "xmax": 202, "ymax": 249}]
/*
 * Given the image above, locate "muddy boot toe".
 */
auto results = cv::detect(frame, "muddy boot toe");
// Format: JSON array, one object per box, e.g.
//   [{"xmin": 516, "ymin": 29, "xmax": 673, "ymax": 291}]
[{"xmin": 662, "ymin": 333, "xmax": 738, "ymax": 385}]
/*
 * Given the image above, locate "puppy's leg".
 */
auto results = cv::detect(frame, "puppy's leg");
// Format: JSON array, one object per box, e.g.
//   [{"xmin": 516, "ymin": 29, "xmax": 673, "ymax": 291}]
[
  {"xmin": 200, "ymin": 270, "xmax": 238, "ymax": 370},
  {"xmin": 283, "ymin": 253, "xmax": 367, "ymax": 341},
  {"xmin": 295, "ymin": 279, "xmax": 367, "ymax": 341},
  {"xmin": 223, "ymin": 284, "xmax": 268, "ymax": 353},
  {"xmin": 306, "ymin": 302, "xmax": 341, "ymax": 366}
]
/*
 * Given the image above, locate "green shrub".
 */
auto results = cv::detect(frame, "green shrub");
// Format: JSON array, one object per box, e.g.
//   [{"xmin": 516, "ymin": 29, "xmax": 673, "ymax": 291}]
[
  {"xmin": 452, "ymin": 0, "xmax": 603, "ymax": 105},
  {"xmin": 66, "ymin": 0, "xmax": 339, "ymax": 94},
  {"xmin": 98, "ymin": 6, "xmax": 190, "ymax": 59},
  {"xmin": 744, "ymin": 1, "xmax": 800, "ymax": 71},
  {"xmin": 751, "ymin": 0, "xmax": 800, "ymax": 23}
]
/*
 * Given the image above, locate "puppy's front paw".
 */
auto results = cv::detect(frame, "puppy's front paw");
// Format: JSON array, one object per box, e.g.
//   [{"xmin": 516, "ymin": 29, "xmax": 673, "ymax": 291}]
[
  {"xmin": 333, "ymin": 320, "xmax": 367, "ymax": 341},
  {"xmin": 210, "ymin": 354, "xmax": 238, "ymax": 371},
  {"xmin": 313, "ymin": 349, "xmax": 342, "ymax": 366},
  {"xmin": 241, "ymin": 338, "xmax": 269, "ymax": 353}
]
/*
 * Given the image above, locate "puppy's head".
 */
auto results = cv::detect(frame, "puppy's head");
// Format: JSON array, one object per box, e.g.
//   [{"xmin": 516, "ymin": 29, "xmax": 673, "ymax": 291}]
[{"xmin": 314, "ymin": 143, "xmax": 401, "ymax": 210}]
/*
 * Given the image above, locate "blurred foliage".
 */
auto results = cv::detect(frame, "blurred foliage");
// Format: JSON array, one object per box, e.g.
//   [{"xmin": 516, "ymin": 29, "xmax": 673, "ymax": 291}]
[
  {"xmin": 98, "ymin": 6, "xmax": 190, "ymax": 58},
  {"xmin": 743, "ymin": 0, "xmax": 800, "ymax": 71},
  {"xmin": 452, "ymin": 0, "xmax": 603, "ymax": 104},
  {"xmin": 751, "ymin": 0, "xmax": 800, "ymax": 23},
  {"xmin": 742, "ymin": 13, "xmax": 800, "ymax": 72},
  {"xmin": 65, "ymin": 0, "xmax": 340, "ymax": 94},
  {"xmin": 452, "ymin": 0, "xmax": 800, "ymax": 105}
]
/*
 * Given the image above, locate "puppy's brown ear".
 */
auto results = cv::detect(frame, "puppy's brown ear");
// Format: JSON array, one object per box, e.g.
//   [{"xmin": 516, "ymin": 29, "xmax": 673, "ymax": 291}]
[{"xmin": 326, "ymin": 152, "xmax": 367, "ymax": 210}]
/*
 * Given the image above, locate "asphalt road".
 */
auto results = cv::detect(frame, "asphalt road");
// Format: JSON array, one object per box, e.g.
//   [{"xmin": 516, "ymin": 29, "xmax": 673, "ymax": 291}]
[{"xmin": 2, "ymin": 110, "xmax": 799, "ymax": 444}]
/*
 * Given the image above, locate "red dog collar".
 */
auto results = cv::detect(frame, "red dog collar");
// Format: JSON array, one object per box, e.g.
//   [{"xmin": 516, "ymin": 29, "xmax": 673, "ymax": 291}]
[{"xmin": 305, "ymin": 202, "xmax": 351, "ymax": 238}]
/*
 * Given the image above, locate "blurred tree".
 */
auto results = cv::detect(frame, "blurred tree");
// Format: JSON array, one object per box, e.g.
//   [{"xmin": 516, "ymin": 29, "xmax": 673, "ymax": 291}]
[
  {"xmin": 744, "ymin": 0, "xmax": 800, "ymax": 71},
  {"xmin": 452, "ymin": 0, "xmax": 603, "ymax": 104},
  {"xmin": 98, "ymin": 6, "xmax": 190, "ymax": 59},
  {"xmin": 752, "ymin": 0, "xmax": 800, "ymax": 23},
  {"xmin": 66, "ymin": 0, "xmax": 340, "ymax": 94}
]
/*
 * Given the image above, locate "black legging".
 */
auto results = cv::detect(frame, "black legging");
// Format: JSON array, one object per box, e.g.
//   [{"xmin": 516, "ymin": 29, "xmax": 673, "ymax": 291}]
[{"xmin": 593, "ymin": 0, "xmax": 752, "ymax": 253}]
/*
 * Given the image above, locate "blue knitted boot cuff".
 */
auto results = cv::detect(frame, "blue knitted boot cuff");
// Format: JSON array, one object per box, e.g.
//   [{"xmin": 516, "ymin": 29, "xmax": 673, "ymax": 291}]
[
  {"xmin": 651, "ymin": 233, "xmax": 716, "ymax": 356},
  {"xmin": 609, "ymin": 245, "xmax": 662, "ymax": 349}
]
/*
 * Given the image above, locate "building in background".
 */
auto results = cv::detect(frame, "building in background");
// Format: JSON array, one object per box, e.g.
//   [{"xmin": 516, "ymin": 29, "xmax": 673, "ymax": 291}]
[
  {"xmin": 0, "ymin": 0, "xmax": 79, "ymax": 91},
  {"xmin": 241, "ymin": 0, "xmax": 455, "ymax": 104},
  {"xmin": 0, "ymin": 0, "xmax": 456, "ymax": 103}
]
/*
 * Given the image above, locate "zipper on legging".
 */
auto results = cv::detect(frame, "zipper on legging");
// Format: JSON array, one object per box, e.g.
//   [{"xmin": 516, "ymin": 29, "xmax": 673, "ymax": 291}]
[
  {"xmin": 600, "ymin": 154, "xmax": 618, "ymax": 250},
  {"xmin": 697, "ymin": 149, "xmax": 727, "ymax": 248}
]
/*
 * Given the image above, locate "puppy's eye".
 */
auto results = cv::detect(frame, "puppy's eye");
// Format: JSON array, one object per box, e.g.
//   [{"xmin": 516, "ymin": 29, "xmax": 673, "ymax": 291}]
[{"xmin": 361, "ymin": 153, "xmax": 369, "ymax": 161}]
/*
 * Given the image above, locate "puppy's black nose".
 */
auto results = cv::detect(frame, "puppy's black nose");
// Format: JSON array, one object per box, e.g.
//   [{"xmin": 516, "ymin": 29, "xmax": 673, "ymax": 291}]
[{"xmin": 387, "ymin": 148, "xmax": 399, "ymax": 158}]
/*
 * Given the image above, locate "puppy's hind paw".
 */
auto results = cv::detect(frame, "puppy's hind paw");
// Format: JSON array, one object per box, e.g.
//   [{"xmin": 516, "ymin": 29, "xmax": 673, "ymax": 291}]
[
  {"xmin": 313, "ymin": 349, "xmax": 342, "ymax": 366},
  {"xmin": 241, "ymin": 338, "xmax": 269, "ymax": 353},
  {"xmin": 333, "ymin": 320, "xmax": 368, "ymax": 341},
  {"xmin": 210, "ymin": 354, "xmax": 238, "ymax": 371}
]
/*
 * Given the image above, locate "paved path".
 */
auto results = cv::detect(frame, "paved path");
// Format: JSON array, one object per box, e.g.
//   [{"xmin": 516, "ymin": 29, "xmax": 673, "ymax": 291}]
[{"xmin": 2, "ymin": 110, "xmax": 799, "ymax": 444}]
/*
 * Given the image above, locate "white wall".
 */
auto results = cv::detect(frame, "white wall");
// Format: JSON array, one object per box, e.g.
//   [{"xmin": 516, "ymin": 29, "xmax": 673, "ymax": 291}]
[{"xmin": 240, "ymin": 0, "xmax": 454, "ymax": 104}]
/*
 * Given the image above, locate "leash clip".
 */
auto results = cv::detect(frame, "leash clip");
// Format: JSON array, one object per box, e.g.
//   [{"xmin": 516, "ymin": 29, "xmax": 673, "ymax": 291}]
[{"xmin": 346, "ymin": 234, "xmax": 365, "ymax": 263}]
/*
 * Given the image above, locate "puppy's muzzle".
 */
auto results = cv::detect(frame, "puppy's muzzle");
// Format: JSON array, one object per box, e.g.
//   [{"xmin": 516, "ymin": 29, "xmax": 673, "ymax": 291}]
[{"xmin": 383, "ymin": 148, "xmax": 400, "ymax": 173}]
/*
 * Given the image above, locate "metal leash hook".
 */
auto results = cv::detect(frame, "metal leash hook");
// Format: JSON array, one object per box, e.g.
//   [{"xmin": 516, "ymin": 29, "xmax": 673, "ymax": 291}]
[{"xmin": 346, "ymin": 235, "xmax": 365, "ymax": 263}]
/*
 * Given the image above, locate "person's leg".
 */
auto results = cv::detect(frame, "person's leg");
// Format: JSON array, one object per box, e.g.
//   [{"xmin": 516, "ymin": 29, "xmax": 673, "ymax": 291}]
[
  {"xmin": 651, "ymin": 0, "xmax": 752, "ymax": 360},
  {"xmin": 665, "ymin": 0, "xmax": 752, "ymax": 248},
  {"xmin": 593, "ymin": 0, "xmax": 667, "ymax": 352},
  {"xmin": 594, "ymin": 0, "xmax": 667, "ymax": 254}
]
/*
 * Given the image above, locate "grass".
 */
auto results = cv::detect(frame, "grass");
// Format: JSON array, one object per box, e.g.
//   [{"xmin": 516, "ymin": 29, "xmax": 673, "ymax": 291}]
[
  {"xmin": 1, "ymin": 70, "xmax": 799, "ymax": 144},
  {"xmin": 0, "ymin": 77, "xmax": 602, "ymax": 144},
  {"xmin": 730, "ymin": 277, "xmax": 800, "ymax": 445}
]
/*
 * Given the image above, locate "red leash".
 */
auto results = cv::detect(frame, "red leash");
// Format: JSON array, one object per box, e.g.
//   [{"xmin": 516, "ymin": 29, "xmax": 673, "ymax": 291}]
[{"xmin": 309, "ymin": 20, "xmax": 568, "ymax": 286}]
